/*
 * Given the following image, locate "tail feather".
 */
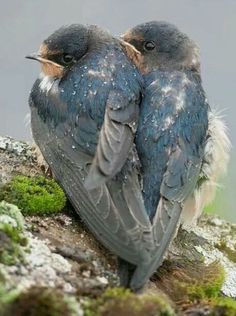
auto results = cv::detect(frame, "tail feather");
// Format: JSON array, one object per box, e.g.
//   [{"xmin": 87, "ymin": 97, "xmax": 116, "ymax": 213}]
[
  {"xmin": 130, "ymin": 200, "xmax": 182, "ymax": 291},
  {"xmin": 117, "ymin": 258, "xmax": 136, "ymax": 288}
]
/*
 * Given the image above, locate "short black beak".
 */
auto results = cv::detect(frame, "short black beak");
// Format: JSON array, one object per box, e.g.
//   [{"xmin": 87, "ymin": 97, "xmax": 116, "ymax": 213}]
[
  {"xmin": 25, "ymin": 53, "xmax": 64, "ymax": 70},
  {"xmin": 25, "ymin": 53, "xmax": 40, "ymax": 61}
]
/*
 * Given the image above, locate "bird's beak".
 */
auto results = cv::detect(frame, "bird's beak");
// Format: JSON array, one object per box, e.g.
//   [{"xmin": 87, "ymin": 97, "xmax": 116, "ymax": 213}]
[
  {"xmin": 25, "ymin": 53, "xmax": 39, "ymax": 61},
  {"xmin": 25, "ymin": 53, "xmax": 64, "ymax": 77},
  {"xmin": 25, "ymin": 53, "xmax": 43, "ymax": 62},
  {"xmin": 25, "ymin": 53, "xmax": 60, "ymax": 67}
]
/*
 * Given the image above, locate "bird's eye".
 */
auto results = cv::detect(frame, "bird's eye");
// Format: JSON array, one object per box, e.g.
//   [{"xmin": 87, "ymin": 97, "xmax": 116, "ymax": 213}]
[
  {"xmin": 62, "ymin": 54, "xmax": 74, "ymax": 64},
  {"xmin": 144, "ymin": 41, "xmax": 156, "ymax": 51}
]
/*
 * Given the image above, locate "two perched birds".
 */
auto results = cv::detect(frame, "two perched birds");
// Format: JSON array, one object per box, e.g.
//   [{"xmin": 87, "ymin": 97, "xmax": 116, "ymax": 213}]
[{"xmin": 27, "ymin": 21, "xmax": 230, "ymax": 291}]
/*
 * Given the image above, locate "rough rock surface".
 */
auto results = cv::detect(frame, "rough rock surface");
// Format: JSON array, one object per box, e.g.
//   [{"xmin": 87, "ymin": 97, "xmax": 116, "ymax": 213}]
[{"xmin": 0, "ymin": 136, "xmax": 236, "ymax": 316}]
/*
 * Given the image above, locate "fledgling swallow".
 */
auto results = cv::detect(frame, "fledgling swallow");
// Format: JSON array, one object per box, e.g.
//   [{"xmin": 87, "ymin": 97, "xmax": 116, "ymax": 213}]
[
  {"xmin": 27, "ymin": 24, "xmax": 157, "ymax": 288},
  {"xmin": 122, "ymin": 21, "xmax": 230, "ymax": 290}
]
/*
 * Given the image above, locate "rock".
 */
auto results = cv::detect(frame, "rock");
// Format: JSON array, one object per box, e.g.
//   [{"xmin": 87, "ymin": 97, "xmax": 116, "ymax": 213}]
[{"xmin": 0, "ymin": 136, "xmax": 236, "ymax": 316}]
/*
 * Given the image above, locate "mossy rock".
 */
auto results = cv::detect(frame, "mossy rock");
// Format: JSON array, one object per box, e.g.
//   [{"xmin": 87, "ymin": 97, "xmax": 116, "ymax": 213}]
[
  {"xmin": 210, "ymin": 297, "xmax": 236, "ymax": 316},
  {"xmin": 0, "ymin": 277, "xmax": 20, "ymax": 316},
  {"xmin": 83, "ymin": 288, "xmax": 175, "ymax": 316},
  {"xmin": 0, "ymin": 201, "xmax": 25, "ymax": 231},
  {"xmin": 153, "ymin": 260, "xmax": 225, "ymax": 303},
  {"xmin": 2, "ymin": 287, "xmax": 80, "ymax": 316},
  {"xmin": 0, "ymin": 176, "xmax": 66, "ymax": 215},
  {"xmin": 0, "ymin": 202, "xmax": 27, "ymax": 265},
  {"xmin": 215, "ymin": 240, "xmax": 236, "ymax": 263}
]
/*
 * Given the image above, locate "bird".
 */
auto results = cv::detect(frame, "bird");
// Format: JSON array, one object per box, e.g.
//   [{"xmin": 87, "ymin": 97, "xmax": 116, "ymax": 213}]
[
  {"xmin": 26, "ymin": 24, "xmax": 156, "ymax": 289},
  {"xmin": 120, "ymin": 21, "xmax": 230, "ymax": 290}
]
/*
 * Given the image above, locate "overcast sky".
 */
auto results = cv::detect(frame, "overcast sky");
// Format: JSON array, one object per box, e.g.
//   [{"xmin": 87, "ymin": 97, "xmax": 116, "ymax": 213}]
[{"xmin": 0, "ymin": 0, "xmax": 235, "ymax": 220}]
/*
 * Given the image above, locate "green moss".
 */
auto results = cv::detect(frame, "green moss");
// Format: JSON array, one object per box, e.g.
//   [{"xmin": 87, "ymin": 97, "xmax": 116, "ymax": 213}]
[
  {"xmin": 153, "ymin": 261, "xmax": 225, "ymax": 303},
  {"xmin": 208, "ymin": 298, "xmax": 236, "ymax": 316},
  {"xmin": 0, "ymin": 271, "xmax": 20, "ymax": 316},
  {"xmin": 83, "ymin": 287, "xmax": 174, "ymax": 316},
  {"xmin": 186, "ymin": 264, "xmax": 225, "ymax": 300},
  {"xmin": 0, "ymin": 202, "xmax": 27, "ymax": 265},
  {"xmin": 3, "ymin": 287, "xmax": 79, "ymax": 316},
  {"xmin": 215, "ymin": 240, "xmax": 236, "ymax": 263},
  {"xmin": 0, "ymin": 176, "xmax": 66, "ymax": 215},
  {"xmin": 0, "ymin": 201, "xmax": 25, "ymax": 231},
  {"xmin": 0, "ymin": 286, "xmax": 20, "ymax": 316}
]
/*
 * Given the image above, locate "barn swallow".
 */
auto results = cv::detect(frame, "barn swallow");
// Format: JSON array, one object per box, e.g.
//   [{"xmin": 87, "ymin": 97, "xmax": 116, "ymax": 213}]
[
  {"xmin": 121, "ymin": 21, "xmax": 230, "ymax": 290},
  {"xmin": 26, "ymin": 24, "xmax": 158, "ymax": 289}
]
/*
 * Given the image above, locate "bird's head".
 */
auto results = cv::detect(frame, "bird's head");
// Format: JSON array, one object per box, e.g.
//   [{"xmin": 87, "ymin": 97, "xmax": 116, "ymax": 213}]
[
  {"xmin": 26, "ymin": 24, "xmax": 91, "ymax": 78},
  {"xmin": 122, "ymin": 21, "xmax": 200, "ymax": 73}
]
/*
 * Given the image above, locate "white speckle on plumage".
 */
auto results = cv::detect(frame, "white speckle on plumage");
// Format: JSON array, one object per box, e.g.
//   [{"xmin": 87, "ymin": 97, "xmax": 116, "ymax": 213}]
[
  {"xmin": 181, "ymin": 75, "xmax": 190, "ymax": 86},
  {"xmin": 88, "ymin": 69, "xmax": 99, "ymax": 76},
  {"xmin": 176, "ymin": 91, "xmax": 185, "ymax": 111},
  {"xmin": 161, "ymin": 85, "xmax": 172, "ymax": 94},
  {"xmin": 163, "ymin": 115, "xmax": 174, "ymax": 129},
  {"xmin": 88, "ymin": 69, "xmax": 106, "ymax": 78}
]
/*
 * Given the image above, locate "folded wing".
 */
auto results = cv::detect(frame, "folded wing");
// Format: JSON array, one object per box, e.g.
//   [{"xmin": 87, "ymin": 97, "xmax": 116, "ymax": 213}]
[
  {"xmin": 84, "ymin": 89, "xmax": 140, "ymax": 189},
  {"xmin": 29, "ymin": 81, "xmax": 152, "ymax": 267}
]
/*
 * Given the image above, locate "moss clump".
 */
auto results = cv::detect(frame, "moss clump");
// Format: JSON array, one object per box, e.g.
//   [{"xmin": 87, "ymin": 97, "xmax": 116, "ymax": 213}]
[
  {"xmin": 83, "ymin": 287, "xmax": 174, "ymax": 316},
  {"xmin": 186, "ymin": 263, "xmax": 225, "ymax": 300},
  {"xmin": 3, "ymin": 286, "xmax": 80, "ymax": 316},
  {"xmin": 153, "ymin": 260, "xmax": 225, "ymax": 304},
  {"xmin": 0, "ymin": 202, "xmax": 27, "ymax": 265},
  {"xmin": 0, "ymin": 176, "xmax": 66, "ymax": 215},
  {"xmin": 210, "ymin": 297, "xmax": 236, "ymax": 316}
]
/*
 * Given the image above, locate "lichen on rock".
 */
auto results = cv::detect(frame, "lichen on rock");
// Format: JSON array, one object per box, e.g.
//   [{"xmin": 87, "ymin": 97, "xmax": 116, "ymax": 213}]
[
  {"xmin": 0, "ymin": 202, "xmax": 27, "ymax": 265},
  {"xmin": 0, "ymin": 201, "xmax": 25, "ymax": 230}
]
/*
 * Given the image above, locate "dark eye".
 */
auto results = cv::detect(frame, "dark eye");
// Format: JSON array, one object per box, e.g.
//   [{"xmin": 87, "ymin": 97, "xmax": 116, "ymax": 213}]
[
  {"xmin": 144, "ymin": 41, "xmax": 156, "ymax": 51},
  {"xmin": 62, "ymin": 54, "xmax": 74, "ymax": 64}
]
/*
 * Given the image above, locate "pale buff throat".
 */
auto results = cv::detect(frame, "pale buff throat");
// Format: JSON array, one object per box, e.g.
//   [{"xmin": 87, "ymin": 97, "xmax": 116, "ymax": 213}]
[{"xmin": 39, "ymin": 44, "xmax": 65, "ymax": 78}]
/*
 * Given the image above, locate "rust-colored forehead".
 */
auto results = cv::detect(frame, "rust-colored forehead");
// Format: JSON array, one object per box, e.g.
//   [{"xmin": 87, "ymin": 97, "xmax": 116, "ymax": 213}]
[
  {"xmin": 38, "ymin": 43, "xmax": 49, "ymax": 56},
  {"xmin": 123, "ymin": 31, "xmax": 144, "ymax": 43},
  {"xmin": 39, "ymin": 43, "xmax": 60, "ymax": 57},
  {"xmin": 37, "ymin": 43, "xmax": 64, "ymax": 78}
]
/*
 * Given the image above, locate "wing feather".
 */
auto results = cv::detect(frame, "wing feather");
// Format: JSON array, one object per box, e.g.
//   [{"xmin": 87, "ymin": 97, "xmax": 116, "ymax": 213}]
[
  {"xmin": 84, "ymin": 90, "xmax": 139, "ymax": 190},
  {"xmin": 30, "ymin": 106, "xmax": 152, "ymax": 266}
]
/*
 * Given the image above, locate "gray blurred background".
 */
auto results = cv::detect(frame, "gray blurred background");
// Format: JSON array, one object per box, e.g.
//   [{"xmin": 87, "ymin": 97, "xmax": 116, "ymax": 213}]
[{"xmin": 0, "ymin": 0, "xmax": 235, "ymax": 221}]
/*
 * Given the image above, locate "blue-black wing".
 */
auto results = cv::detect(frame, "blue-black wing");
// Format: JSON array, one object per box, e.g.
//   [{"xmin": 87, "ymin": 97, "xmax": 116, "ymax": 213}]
[
  {"xmin": 84, "ymin": 89, "xmax": 140, "ymax": 190},
  {"xmin": 29, "ymin": 71, "xmax": 152, "ymax": 267},
  {"xmin": 130, "ymin": 71, "xmax": 209, "ymax": 290}
]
